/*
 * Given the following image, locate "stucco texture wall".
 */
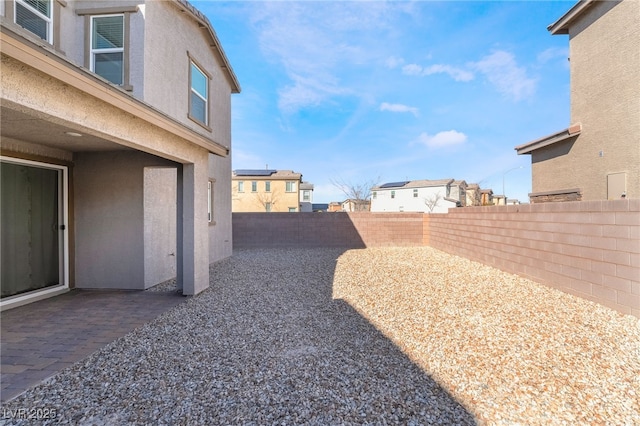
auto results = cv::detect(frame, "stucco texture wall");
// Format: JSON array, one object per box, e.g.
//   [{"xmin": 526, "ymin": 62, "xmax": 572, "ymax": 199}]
[
  {"xmin": 74, "ymin": 151, "xmax": 176, "ymax": 289},
  {"xmin": 533, "ymin": 0, "xmax": 640, "ymax": 200}
]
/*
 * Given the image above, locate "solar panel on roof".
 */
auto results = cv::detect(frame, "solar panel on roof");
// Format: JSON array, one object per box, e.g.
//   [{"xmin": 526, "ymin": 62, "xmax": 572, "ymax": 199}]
[
  {"xmin": 379, "ymin": 181, "xmax": 409, "ymax": 188},
  {"xmin": 234, "ymin": 169, "xmax": 277, "ymax": 176}
]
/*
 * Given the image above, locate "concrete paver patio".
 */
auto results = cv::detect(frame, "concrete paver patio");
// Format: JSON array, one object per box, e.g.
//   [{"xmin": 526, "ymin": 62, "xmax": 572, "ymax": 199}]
[{"xmin": 0, "ymin": 289, "xmax": 185, "ymax": 402}]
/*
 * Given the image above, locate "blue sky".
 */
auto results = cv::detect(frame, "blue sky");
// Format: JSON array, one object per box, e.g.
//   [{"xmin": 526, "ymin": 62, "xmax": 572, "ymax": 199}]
[{"xmin": 194, "ymin": 0, "xmax": 575, "ymax": 203}]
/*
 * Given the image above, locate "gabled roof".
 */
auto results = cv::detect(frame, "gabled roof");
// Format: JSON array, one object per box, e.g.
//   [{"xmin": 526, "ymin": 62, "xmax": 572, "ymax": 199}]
[
  {"xmin": 373, "ymin": 179, "xmax": 456, "ymax": 190},
  {"xmin": 547, "ymin": 0, "xmax": 596, "ymax": 35},
  {"xmin": 233, "ymin": 169, "xmax": 302, "ymax": 179},
  {"xmin": 174, "ymin": 0, "xmax": 241, "ymax": 93},
  {"xmin": 515, "ymin": 123, "xmax": 582, "ymax": 155},
  {"xmin": 234, "ymin": 169, "xmax": 277, "ymax": 177}
]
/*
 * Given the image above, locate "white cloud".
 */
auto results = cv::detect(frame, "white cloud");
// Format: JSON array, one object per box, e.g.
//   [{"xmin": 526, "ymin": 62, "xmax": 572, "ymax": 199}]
[
  {"xmin": 379, "ymin": 102, "xmax": 419, "ymax": 117},
  {"xmin": 416, "ymin": 130, "xmax": 467, "ymax": 149},
  {"xmin": 471, "ymin": 50, "xmax": 537, "ymax": 101},
  {"xmin": 385, "ymin": 56, "xmax": 405, "ymax": 69},
  {"xmin": 402, "ymin": 63, "xmax": 474, "ymax": 82},
  {"xmin": 250, "ymin": 2, "xmax": 411, "ymax": 114}
]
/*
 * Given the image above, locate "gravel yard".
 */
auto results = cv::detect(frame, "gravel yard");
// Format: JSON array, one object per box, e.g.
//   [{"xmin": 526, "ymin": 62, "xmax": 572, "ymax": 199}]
[{"xmin": 2, "ymin": 247, "xmax": 639, "ymax": 425}]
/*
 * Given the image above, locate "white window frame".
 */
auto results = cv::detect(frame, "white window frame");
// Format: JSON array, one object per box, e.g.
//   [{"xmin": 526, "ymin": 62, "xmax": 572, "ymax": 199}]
[
  {"xmin": 286, "ymin": 181, "xmax": 296, "ymax": 193},
  {"xmin": 189, "ymin": 60, "xmax": 209, "ymax": 127},
  {"xmin": 251, "ymin": 181, "xmax": 257, "ymax": 192},
  {"xmin": 237, "ymin": 181, "xmax": 244, "ymax": 193},
  {"xmin": 413, "ymin": 189, "xmax": 418, "ymax": 198},
  {"xmin": 265, "ymin": 181, "xmax": 271, "ymax": 192},
  {"xmin": 303, "ymin": 190, "xmax": 310, "ymax": 201},
  {"xmin": 15, "ymin": 0, "xmax": 53, "ymax": 42},
  {"xmin": 90, "ymin": 14, "xmax": 125, "ymax": 85},
  {"xmin": 265, "ymin": 202, "xmax": 272, "ymax": 212}
]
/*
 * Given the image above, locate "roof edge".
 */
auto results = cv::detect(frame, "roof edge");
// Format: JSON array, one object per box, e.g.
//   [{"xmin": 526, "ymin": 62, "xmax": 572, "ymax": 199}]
[
  {"xmin": 174, "ymin": 0, "xmax": 241, "ymax": 93},
  {"xmin": 547, "ymin": 0, "xmax": 596, "ymax": 35},
  {"xmin": 515, "ymin": 123, "xmax": 582, "ymax": 155}
]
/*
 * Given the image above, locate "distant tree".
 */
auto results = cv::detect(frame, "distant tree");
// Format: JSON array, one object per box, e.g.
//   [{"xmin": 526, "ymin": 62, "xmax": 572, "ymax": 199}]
[
  {"xmin": 331, "ymin": 176, "xmax": 379, "ymax": 212},
  {"xmin": 423, "ymin": 192, "xmax": 443, "ymax": 213},
  {"xmin": 254, "ymin": 187, "xmax": 282, "ymax": 212}
]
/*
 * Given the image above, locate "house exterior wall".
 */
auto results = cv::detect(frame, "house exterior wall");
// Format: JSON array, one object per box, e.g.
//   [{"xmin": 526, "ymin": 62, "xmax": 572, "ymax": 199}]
[
  {"xmin": 209, "ymin": 153, "xmax": 233, "ymax": 261},
  {"xmin": 74, "ymin": 151, "xmax": 175, "ymax": 289},
  {"xmin": 1, "ymin": 0, "xmax": 237, "ymax": 306},
  {"xmin": 143, "ymin": 1, "xmax": 231, "ymax": 142},
  {"xmin": 531, "ymin": 0, "xmax": 639, "ymax": 200},
  {"xmin": 144, "ymin": 166, "xmax": 177, "ymax": 288},
  {"xmin": 371, "ymin": 186, "xmax": 456, "ymax": 213},
  {"xmin": 232, "ymin": 178, "xmax": 301, "ymax": 212}
]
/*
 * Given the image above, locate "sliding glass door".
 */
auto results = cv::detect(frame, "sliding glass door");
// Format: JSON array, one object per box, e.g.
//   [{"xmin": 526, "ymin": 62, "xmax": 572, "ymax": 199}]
[{"xmin": 1, "ymin": 157, "xmax": 68, "ymax": 301}]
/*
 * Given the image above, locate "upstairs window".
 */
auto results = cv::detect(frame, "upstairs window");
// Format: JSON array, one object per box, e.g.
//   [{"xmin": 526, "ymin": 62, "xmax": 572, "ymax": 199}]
[
  {"xmin": 303, "ymin": 190, "xmax": 310, "ymax": 201},
  {"xmin": 189, "ymin": 61, "xmax": 209, "ymax": 127},
  {"xmin": 90, "ymin": 15, "xmax": 124, "ymax": 85},
  {"xmin": 237, "ymin": 181, "xmax": 244, "ymax": 192},
  {"xmin": 15, "ymin": 0, "xmax": 52, "ymax": 42},
  {"xmin": 413, "ymin": 189, "xmax": 418, "ymax": 198},
  {"xmin": 265, "ymin": 181, "xmax": 271, "ymax": 192},
  {"xmin": 391, "ymin": 190, "xmax": 396, "ymax": 199},
  {"xmin": 286, "ymin": 181, "xmax": 296, "ymax": 192},
  {"xmin": 251, "ymin": 181, "xmax": 257, "ymax": 192}
]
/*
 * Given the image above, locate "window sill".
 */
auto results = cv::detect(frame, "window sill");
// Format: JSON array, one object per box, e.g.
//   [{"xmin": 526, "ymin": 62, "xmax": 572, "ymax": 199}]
[{"xmin": 188, "ymin": 114, "xmax": 212, "ymax": 132}]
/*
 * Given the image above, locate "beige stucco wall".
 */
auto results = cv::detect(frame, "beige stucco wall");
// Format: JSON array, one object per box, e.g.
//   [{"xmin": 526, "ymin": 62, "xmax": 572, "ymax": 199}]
[
  {"xmin": 74, "ymin": 151, "xmax": 175, "ymax": 290},
  {"xmin": 143, "ymin": 1, "xmax": 232, "ymax": 145},
  {"xmin": 232, "ymin": 179, "xmax": 301, "ymax": 212},
  {"xmin": 209, "ymin": 153, "xmax": 233, "ymax": 262},
  {"xmin": 533, "ymin": 0, "xmax": 639, "ymax": 200}
]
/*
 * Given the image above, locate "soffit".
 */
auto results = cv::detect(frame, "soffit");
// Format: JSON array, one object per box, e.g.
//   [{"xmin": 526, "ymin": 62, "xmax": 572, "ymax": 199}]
[{"xmin": 0, "ymin": 107, "xmax": 130, "ymax": 152}]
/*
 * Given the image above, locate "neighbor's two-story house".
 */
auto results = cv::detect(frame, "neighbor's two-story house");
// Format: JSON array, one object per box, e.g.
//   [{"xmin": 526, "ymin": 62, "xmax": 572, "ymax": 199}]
[
  {"xmin": 515, "ymin": 0, "xmax": 638, "ymax": 202},
  {"xmin": 1, "ymin": 0, "xmax": 240, "ymax": 310},
  {"xmin": 370, "ymin": 179, "xmax": 466, "ymax": 213},
  {"xmin": 299, "ymin": 182, "xmax": 314, "ymax": 212},
  {"xmin": 232, "ymin": 169, "xmax": 303, "ymax": 212}
]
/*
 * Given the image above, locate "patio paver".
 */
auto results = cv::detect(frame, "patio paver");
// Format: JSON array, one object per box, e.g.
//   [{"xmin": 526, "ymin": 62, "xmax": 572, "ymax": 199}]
[{"xmin": 1, "ymin": 289, "xmax": 185, "ymax": 402}]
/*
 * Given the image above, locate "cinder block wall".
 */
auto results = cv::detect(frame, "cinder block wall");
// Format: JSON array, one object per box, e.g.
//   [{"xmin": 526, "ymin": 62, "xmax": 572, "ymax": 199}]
[
  {"xmin": 427, "ymin": 200, "xmax": 639, "ymax": 317},
  {"xmin": 232, "ymin": 212, "xmax": 426, "ymax": 248},
  {"xmin": 232, "ymin": 201, "xmax": 639, "ymax": 317}
]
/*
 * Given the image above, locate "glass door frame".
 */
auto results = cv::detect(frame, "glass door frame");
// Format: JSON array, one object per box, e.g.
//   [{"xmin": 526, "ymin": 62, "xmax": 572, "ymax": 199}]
[{"xmin": 0, "ymin": 156, "xmax": 69, "ymax": 310}]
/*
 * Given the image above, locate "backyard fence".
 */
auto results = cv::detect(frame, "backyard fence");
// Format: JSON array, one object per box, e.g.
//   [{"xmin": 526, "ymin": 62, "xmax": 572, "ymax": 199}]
[{"xmin": 233, "ymin": 199, "xmax": 640, "ymax": 317}]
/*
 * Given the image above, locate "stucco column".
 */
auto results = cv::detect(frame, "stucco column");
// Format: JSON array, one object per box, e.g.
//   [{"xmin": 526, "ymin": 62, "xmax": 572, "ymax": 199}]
[{"xmin": 176, "ymin": 156, "xmax": 210, "ymax": 296}]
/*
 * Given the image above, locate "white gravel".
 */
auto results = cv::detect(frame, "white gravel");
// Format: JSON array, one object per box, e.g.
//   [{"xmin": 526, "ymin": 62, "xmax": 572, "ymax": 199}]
[{"xmin": 2, "ymin": 247, "xmax": 639, "ymax": 425}]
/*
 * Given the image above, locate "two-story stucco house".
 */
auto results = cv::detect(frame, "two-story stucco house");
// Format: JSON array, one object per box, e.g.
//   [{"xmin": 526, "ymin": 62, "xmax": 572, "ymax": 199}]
[
  {"xmin": 232, "ymin": 169, "xmax": 303, "ymax": 212},
  {"xmin": 299, "ymin": 182, "xmax": 314, "ymax": 212},
  {"xmin": 1, "ymin": 0, "xmax": 240, "ymax": 310},
  {"xmin": 515, "ymin": 0, "xmax": 639, "ymax": 202},
  {"xmin": 370, "ymin": 179, "xmax": 466, "ymax": 213}
]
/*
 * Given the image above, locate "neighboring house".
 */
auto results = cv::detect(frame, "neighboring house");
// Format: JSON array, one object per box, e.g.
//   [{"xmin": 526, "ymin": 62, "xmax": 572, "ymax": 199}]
[
  {"xmin": 370, "ymin": 179, "xmax": 465, "ymax": 213},
  {"xmin": 328, "ymin": 202, "xmax": 342, "ymax": 212},
  {"xmin": 232, "ymin": 169, "xmax": 302, "ymax": 212},
  {"xmin": 341, "ymin": 198, "xmax": 370, "ymax": 212},
  {"xmin": 480, "ymin": 189, "xmax": 495, "ymax": 206},
  {"xmin": 515, "ymin": 0, "xmax": 639, "ymax": 202},
  {"xmin": 1, "ymin": 0, "xmax": 240, "ymax": 310},
  {"xmin": 466, "ymin": 183, "xmax": 482, "ymax": 207},
  {"xmin": 299, "ymin": 182, "xmax": 314, "ymax": 212}
]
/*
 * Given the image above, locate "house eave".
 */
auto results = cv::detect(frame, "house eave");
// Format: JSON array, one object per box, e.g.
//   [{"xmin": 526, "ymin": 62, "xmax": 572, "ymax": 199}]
[
  {"xmin": 1, "ymin": 25, "xmax": 229, "ymax": 157},
  {"xmin": 515, "ymin": 123, "xmax": 582, "ymax": 155},
  {"xmin": 547, "ymin": 0, "xmax": 596, "ymax": 35}
]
